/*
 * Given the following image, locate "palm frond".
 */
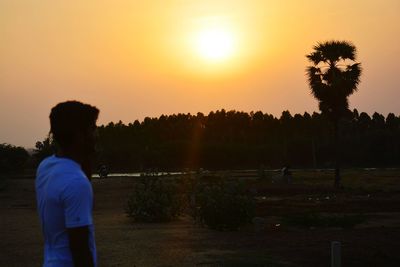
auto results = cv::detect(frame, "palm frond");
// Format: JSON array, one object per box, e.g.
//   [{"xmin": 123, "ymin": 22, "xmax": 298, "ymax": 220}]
[
  {"xmin": 313, "ymin": 40, "xmax": 356, "ymax": 64},
  {"xmin": 306, "ymin": 51, "xmax": 323, "ymax": 65},
  {"xmin": 341, "ymin": 63, "xmax": 362, "ymax": 95}
]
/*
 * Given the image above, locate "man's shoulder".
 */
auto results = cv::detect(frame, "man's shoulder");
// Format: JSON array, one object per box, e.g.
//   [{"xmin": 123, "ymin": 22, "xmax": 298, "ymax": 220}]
[
  {"xmin": 37, "ymin": 156, "xmax": 87, "ymax": 189},
  {"xmin": 56, "ymin": 167, "xmax": 88, "ymax": 191},
  {"xmin": 37, "ymin": 155, "xmax": 55, "ymax": 173},
  {"xmin": 38, "ymin": 156, "xmax": 82, "ymax": 175}
]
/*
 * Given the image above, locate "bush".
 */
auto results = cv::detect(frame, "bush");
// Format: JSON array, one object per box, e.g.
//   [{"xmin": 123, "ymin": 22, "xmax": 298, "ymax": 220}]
[
  {"xmin": 193, "ymin": 180, "xmax": 255, "ymax": 230},
  {"xmin": 126, "ymin": 177, "xmax": 184, "ymax": 222}
]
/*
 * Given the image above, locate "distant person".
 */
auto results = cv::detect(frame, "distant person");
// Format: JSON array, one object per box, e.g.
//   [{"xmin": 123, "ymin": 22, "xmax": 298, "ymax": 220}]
[
  {"xmin": 281, "ymin": 165, "xmax": 292, "ymax": 184},
  {"xmin": 35, "ymin": 101, "xmax": 99, "ymax": 267},
  {"xmin": 98, "ymin": 164, "xmax": 108, "ymax": 178}
]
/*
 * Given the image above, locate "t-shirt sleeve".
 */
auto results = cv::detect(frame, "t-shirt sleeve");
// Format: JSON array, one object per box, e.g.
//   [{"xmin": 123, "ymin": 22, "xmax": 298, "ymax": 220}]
[{"xmin": 62, "ymin": 178, "xmax": 93, "ymax": 228}]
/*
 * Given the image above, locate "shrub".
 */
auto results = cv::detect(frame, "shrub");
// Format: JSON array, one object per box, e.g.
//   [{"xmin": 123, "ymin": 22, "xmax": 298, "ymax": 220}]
[
  {"xmin": 126, "ymin": 177, "xmax": 184, "ymax": 222},
  {"xmin": 193, "ymin": 180, "xmax": 255, "ymax": 230}
]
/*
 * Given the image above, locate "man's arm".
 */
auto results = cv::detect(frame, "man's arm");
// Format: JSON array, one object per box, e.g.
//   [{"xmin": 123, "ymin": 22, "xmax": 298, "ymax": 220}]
[{"xmin": 67, "ymin": 226, "xmax": 94, "ymax": 267}]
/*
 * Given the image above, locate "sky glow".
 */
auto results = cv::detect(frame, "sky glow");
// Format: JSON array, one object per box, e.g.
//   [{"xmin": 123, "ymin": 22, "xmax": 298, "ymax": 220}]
[{"xmin": 0, "ymin": 0, "xmax": 399, "ymax": 147}]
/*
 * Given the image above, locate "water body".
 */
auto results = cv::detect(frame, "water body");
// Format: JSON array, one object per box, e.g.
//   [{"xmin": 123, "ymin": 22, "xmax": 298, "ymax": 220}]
[
  {"xmin": 92, "ymin": 172, "xmax": 184, "ymax": 178},
  {"xmin": 92, "ymin": 168, "xmax": 388, "ymax": 178}
]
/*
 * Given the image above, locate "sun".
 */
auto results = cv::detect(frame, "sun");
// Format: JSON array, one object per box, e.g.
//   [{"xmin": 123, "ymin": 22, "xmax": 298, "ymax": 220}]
[{"xmin": 195, "ymin": 27, "xmax": 236, "ymax": 62}]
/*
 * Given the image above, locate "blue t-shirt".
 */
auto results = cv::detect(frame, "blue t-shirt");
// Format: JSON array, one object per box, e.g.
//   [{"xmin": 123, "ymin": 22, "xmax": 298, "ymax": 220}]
[{"xmin": 36, "ymin": 155, "xmax": 97, "ymax": 267}]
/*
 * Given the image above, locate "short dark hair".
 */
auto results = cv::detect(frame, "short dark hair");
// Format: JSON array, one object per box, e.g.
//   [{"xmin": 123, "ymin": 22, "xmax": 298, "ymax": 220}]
[{"xmin": 50, "ymin": 101, "xmax": 99, "ymax": 148}]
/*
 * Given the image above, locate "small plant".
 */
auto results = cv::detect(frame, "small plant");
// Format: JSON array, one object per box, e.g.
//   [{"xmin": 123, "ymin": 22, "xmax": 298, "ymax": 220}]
[
  {"xmin": 193, "ymin": 179, "xmax": 255, "ymax": 231},
  {"xmin": 126, "ymin": 177, "xmax": 184, "ymax": 222}
]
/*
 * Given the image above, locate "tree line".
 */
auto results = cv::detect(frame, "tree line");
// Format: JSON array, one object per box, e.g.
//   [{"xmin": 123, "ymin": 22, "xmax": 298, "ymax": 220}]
[
  {"xmin": 2, "ymin": 108, "xmax": 400, "ymax": 174},
  {"xmin": 92, "ymin": 109, "xmax": 400, "ymax": 171}
]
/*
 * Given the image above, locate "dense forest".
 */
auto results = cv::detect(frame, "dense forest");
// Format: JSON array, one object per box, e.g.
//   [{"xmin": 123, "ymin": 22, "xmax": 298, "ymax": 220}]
[
  {"xmin": 91, "ymin": 109, "xmax": 399, "ymax": 171},
  {"xmin": 3, "ymin": 109, "xmax": 400, "ymax": 173}
]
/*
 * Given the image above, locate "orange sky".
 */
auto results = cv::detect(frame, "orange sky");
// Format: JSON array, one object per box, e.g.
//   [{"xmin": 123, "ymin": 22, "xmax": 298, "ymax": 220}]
[{"xmin": 1, "ymin": 0, "xmax": 399, "ymax": 147}]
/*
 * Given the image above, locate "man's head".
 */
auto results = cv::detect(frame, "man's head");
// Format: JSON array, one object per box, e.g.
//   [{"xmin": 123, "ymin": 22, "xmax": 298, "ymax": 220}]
[{"xmin": 50, "ymin": 101, "xmax": 99, "ymax": 157}]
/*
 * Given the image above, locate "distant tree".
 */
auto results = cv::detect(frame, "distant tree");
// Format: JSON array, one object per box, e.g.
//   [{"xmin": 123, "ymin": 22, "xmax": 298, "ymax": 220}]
[
  {"xmin": 280, "ymin": 111, "xmax": 293, "ymax": 163},
  {"xmin": 306, "ymin": 40, "xmax": 362, "ymax": 188},
  {"xmin": 34, "ymin": 136, "xmax": 55, "ymax": 163},
  {"xmin": 0, "ymin": 143, "xmax": 29, "ymax": 173},
  {"xmin": 372, "ymin": 112, "xmax": 385, "ymax": 129},
  {"xmin": 386, "ymin": 113, "xmax": 399, "ymax": 131}
]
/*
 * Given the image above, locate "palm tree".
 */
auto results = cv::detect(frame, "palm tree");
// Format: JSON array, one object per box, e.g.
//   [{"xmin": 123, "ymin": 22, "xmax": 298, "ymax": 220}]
[{"xmin": 306, "ymin": 40, "xmax": 362, "ymax": 188}]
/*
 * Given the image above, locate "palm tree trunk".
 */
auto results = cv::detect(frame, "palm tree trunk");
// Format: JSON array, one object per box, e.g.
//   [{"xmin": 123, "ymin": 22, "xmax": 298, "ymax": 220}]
[{"xmin": 333, "ymin": 119, "xmax": 341, "ymax": 189}]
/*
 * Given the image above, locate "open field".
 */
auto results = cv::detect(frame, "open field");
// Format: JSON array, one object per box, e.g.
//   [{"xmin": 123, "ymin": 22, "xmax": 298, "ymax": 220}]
[{"xmin": 1, "ymin": 169, "xmax": 400, "ymax": 266}]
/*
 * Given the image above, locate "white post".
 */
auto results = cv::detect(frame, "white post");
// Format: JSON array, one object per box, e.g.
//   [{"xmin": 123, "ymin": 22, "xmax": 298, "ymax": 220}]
[{"xmin": 331, "ymin": 241, "xmax": 341, "ymax": 267}]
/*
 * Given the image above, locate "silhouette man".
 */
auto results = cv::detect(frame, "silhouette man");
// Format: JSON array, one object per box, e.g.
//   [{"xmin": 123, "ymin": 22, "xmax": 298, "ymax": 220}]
[{"xmin": 36, "ymin": 101, "xmax": 99, "ymax": 267}]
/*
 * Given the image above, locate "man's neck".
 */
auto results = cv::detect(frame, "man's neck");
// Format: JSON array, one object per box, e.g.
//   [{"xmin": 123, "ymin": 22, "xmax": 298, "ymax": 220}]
[
  {"xmin": 56, "ymin": 149, "xmax": 92, "ymax": 180},
  {"xmin": 56, "ymin": 148, "xmax": 82, "ymax": 163}
]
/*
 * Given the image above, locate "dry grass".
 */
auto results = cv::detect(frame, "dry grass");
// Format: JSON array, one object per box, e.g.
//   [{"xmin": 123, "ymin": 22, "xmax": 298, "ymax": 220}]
[{"xmin": 1, "ymin": 169, "xmax": 400, "ymax": 267}]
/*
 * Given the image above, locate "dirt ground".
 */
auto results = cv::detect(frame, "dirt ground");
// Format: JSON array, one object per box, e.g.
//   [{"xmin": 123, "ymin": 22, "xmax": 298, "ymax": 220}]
[{"xmin": 1, "ymin": 172, "xmax": 400, "ymax": 267}]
